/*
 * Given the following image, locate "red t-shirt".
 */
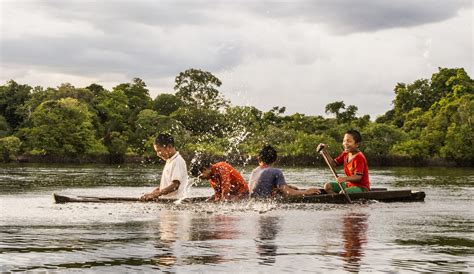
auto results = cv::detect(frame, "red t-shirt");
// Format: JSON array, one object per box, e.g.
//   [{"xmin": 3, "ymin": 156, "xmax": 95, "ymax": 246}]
[
  {"xmin": 334, "ymin": 151, "xmax": 370, "ymax": 190},
  {"xmin": 210, "ymin": 162, "xmax": 249, "ymax": 201}
]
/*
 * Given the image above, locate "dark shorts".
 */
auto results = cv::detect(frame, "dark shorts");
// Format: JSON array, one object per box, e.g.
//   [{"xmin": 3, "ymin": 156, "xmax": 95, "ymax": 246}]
[{"xmin": 328, "ymin": 182, "xmax": 368, "ymax": 194}]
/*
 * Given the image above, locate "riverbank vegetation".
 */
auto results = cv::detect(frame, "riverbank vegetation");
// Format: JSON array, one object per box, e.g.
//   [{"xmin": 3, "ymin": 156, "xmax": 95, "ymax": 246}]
[{"xmin": 0, "ymin": 67, "xmax": 472, "ymax": 166}]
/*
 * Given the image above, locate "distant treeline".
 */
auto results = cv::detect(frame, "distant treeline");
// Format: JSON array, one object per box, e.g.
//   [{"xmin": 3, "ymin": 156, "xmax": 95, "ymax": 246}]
[{"xmin": 0, "ymin": 67, "xmax": 472, "ymax": 166}]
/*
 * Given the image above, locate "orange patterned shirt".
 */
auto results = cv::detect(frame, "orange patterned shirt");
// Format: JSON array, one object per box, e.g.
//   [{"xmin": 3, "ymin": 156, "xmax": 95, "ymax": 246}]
[{"xmin": 209, "ymin": 162, "xmax": 249, "ymax": 201}]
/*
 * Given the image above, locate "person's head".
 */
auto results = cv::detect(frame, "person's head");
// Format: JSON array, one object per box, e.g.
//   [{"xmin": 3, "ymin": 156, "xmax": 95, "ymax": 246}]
[
  {"xmin": 190, "ymin": 157, "xmax": 213, "ymax": 179},
  {"xmin": 258, "ymin": 145, "xmax": 277, "ymax": 165},
  {"xmin": 342, "ymin": 129, "xmax": 362, "ymax": 153},
  {"xmin": 153, "ymin": 133, "xmax": 176, "ymax": 160}
]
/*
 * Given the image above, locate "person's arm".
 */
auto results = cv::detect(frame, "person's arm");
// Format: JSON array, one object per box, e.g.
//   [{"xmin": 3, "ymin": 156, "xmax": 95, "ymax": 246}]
[
  {"xmin": 158, "ymin": 180, "xmax": 180, "ymax": 195},
  {"xmin": 336, "ymin": 175, "xmax": 362, "ymax": 183},
  {"xmin": 277, "ymin": 184, "xmax": 321, "ymax": 198},
  {"xmin": 140, "ymin": 181, "xmax": 180, "ymax": 201}
]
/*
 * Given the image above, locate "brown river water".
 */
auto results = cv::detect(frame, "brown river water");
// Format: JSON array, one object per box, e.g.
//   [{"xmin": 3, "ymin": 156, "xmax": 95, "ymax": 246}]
[{"xmin": 0, "ymin": 165, "xmax": 473, "ymax": 272}]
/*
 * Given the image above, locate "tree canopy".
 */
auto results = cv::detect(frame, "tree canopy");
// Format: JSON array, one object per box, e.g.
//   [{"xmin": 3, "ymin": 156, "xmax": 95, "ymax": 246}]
[{"xmin": 0, "ymin": 67, "xmax": 472, "ymax": 165}]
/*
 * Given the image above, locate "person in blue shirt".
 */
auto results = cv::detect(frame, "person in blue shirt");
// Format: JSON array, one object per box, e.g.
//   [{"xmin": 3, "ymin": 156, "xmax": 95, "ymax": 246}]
[{"xmin": 250, "ymin": 145, "xmax": 320, "ymax": 199}]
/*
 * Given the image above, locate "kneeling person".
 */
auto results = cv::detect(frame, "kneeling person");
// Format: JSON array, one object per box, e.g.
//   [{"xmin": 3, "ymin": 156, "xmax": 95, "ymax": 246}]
[
  {"xmin": 251, "ymin": 145, "xmax": 320, "ymax": 198},
  {"xmin": 191, "ymin": 159, "xmax": 249, "ymax": 202}
]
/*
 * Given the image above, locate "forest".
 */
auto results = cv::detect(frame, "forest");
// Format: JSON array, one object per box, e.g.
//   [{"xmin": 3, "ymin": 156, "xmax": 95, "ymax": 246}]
[{"xmin": 0, "ymin": 67, "xmax": 472, "ymax": 166}]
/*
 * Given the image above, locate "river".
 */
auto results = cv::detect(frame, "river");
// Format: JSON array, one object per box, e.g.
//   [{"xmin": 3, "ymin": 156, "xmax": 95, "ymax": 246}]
[{"xmin": 0, "ymin": 164, "xmax": 473, "ymax": 272}]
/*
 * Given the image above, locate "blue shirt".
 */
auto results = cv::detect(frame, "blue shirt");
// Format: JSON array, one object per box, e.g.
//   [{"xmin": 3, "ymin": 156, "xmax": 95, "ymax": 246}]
[{"xmin": 251, "ymin": 167, "xmax": 286, "ymax": 198}]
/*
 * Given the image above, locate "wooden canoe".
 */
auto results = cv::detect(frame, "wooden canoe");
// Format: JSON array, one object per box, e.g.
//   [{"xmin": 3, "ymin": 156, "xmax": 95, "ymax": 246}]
[
  {"xmin": 280, "ymin": 189, "xmax": 426, "ymax": 204},
  {"xmin": 53, "ymin": 189, "xmax": 425, "ymax": 204}
]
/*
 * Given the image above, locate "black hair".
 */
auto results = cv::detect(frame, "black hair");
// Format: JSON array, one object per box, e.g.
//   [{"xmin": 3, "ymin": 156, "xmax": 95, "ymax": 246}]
[
  {"xmin": 154, "ymin": 133, "xmax": 174, "ymax": 147},
  {"xmin": 259, "ymin": 145, "xmax": 277, "ymax": 164},
  {"xmin": 345, "ymin": 129, "xmax": 362, "ymax": 143},
  {"xmin": 190, "ymin": 157, "xmax": 212, "ymax": 177}
]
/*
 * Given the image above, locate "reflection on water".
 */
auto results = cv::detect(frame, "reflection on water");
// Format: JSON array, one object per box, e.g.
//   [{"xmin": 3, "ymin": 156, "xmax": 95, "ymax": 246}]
[
  {"xmin": 0, "ymin": 165, "xmax": 473, "ymax": 272},
  {"xmin": 255, "ymin": 216, "xmax": 280, "ymax": 265},
  {"xmin": 341, "ymin": 213, "xmax": 368, "ymax": 272},
  {"xmin": 153, "ymin": 210, "xmax": 179, "ymax": 267}
]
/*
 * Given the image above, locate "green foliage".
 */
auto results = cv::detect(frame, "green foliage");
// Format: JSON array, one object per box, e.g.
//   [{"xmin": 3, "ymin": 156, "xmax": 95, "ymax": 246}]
[
  {"xmin": 113, "ymin": 78, "xmax": 152, "ymax": 114},
  {"xmin": 0, "ymin": 115, "xmax": 10, "ymax": 137},
  {"xmin": 325, "ymin": 101, "xmax": 358, "ymax": 123},
  {"xmin": 361, "ymin": 123, "xmax": 406, "ymax": 157},
  {"xmin": 24, "ymin": 98, "xmax": 107, "ymax": 156},
  {"xmin": 1, "ymin": 67, "xmax": 471, "ymax": 165},
  {"xmin": 391, "ymin": 139, "xmax": 430, "ymax": 159},
  {"xmin": 441, "ymin": 123, "xmax": 473, "ymax": 163},
  {"xmin": 0, "ymin": 136, "xmax": 21, "ymax": 162},
  {"xmin": 174, "ymin": 68, "xmax": 228, "ymax": 109},
  {"xmin": 0, "ymin": 80, "xmax": 32, "ymax": 130},
  {"xmin": 153, "ymin": 93, "xmax": 183, "ymax": 116},
  {"xmin": 172, "ymin": 107, "xmax": 227, "ymax": 137},
  {"xmin": 105, "ymin": 131, "xmax": 128, "ymax": 156}
]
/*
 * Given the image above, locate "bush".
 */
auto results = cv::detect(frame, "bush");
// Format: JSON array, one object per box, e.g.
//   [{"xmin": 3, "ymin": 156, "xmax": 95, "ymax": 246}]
[{"xmin": 0, "ymin": 136, "xmax": 21, "ymax": 162}]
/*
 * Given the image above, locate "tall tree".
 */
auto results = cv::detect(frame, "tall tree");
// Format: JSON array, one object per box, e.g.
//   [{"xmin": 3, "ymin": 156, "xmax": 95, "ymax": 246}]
[
  {"xmin": 0, "ymin": 80, "xmax": 32, "ymax": 130},
  {"xmin": 153, "ymin": 93, "xmax": 183, "ymax": 116},
  {"xmin": 24, "ymin": 98, "xmax": 106, "ymax": 155},
  {"xmin": 174, "ymin": 68, "xmax": 228, "ymax": 109}
]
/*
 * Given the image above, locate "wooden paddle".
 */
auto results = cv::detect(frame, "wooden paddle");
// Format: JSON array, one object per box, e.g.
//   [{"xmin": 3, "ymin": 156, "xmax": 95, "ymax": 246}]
[{"xmin": 317, "ymin": 146, "xmax": 352, "ymax": 204}]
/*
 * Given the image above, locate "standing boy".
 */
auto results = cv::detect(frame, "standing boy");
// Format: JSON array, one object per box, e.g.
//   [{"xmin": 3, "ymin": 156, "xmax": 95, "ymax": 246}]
[
  {"xmin": 190, "ymin": 159, "xmax": 249, "ymax": 202},
  {"xmin": 140, "ymin": 134, "xmax": 190, "ymax": 201},
  {"xmin": 317, "ymin": 129, "xmax": 370, "ymax": 194},
  {"xmin": 250, "ymin": 145, "xmax": 321, "ymax": 198}
]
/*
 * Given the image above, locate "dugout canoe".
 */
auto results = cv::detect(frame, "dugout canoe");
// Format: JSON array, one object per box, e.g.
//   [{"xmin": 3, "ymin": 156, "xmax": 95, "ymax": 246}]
[
  {"xmin": 280, "ymin": 189, "xmax": 426, "ymax": 204},
  {"xmin": 53, "ymin": 189, "xmax": 425, "ymax": 204},
  {"xmin": 52, "ymin": 193, "xmax": 209, "ymax": 204}
]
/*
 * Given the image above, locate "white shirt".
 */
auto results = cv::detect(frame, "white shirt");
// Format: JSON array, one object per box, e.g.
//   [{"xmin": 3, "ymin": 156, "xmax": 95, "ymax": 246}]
[
  {"xmin": 159, "ymin": 152, "xmax": 190, "ymax": 199},
  {"xmin": 248, "ymin": 165, "xmax": 267, "ymax": 194}
]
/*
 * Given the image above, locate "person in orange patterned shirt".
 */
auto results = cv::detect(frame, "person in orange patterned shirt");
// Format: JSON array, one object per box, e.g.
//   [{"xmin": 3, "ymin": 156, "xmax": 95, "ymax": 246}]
[{"xmin": 191, "ymin": 159, "xmax": 249, "ymax": 201}]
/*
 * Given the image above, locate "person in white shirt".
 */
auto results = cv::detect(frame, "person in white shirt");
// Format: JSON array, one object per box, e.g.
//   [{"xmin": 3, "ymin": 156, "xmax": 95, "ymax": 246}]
[{"xmin": 140, "ymin": 134, "xmax": 190, "ymax": 201}]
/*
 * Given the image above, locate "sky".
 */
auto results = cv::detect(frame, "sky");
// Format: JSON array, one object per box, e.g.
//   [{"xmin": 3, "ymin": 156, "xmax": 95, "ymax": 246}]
[{"xmin": 0, "ymin": 0, "xmax": 472, "ymax": 118}]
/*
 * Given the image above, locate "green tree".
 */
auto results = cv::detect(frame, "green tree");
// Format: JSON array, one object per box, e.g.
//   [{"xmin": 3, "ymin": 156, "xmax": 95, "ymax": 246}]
[
  {"xmin": 225, "ymin": 106, "xmax": 264, "ymax": 132},
  {"xmin": 361, "ymin": 123, "xmax": 406, "ymax": 157},
  {"xmin": 0, "ymin": 136, "xmax": 21, "ymax": 162},
  {"xmin": 24, "ymin": 98, "xmax": 106, "ymax": 156},
  {"xmin": 391, "ymin": 139, "xmax": 430, "ymax": 159},
  {"xmin": 174, "ymin": 68, "xmax": 228, "ymax": 109},
  {"xmin": 325, "ymin": 101, "xmax": 358, "ymax": 123},
  {"xmin": 113, "ymin": 78, "xmax": 152, "ymax": 115},
  {"xmin": 172, "ymin": 106, "xmax": 227, "ymax": 137},
  {"xmin": 153, "ymin": 93, "xmax": 183, "ymax": 116},
  {"xmin": 93, "ymin": 89, "xmax": 131, "ymax": 143},
  {"xmin": 0, "ymin": 115, "xmax": 10, "ymax": 137},
  {"xmin": 325, "ymin": 101, "xmax": 345, "ymax": 121},
  {"xmin": 0, "ymin": 80, "xmax": 32, "ymax": 130}
]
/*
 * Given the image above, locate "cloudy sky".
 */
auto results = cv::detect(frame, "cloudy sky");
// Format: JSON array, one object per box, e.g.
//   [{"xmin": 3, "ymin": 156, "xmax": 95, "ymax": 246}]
[{"xmin": 1, "ymin": 0, "xmax": 472, "ymax": 118}]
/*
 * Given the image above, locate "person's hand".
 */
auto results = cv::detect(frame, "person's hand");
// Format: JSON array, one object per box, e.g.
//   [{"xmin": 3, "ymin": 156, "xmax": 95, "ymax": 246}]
[
  {"xmin": 305, "ymin": 188, "xmax": 321, "ymax": 195},
  {"xmin": 316, "ymin": 143, "xmax": 326, "ymax": 152},
  {"xmin": 140, "ymin": 191, "xmax": 160, "ymax": 201},
  {"xmin": 336, "ymin": 177, "xmax": 346, "ymax": 183}
]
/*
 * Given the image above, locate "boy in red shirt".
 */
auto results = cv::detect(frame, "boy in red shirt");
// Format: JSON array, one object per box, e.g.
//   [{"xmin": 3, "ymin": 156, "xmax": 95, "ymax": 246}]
[
  {"xmin": 191, "ymin": 159, "xmax": 249, "ymax": 201},
  {"xmin": 317, "ymin": 129, "xmax": 370, "ymax": 194}
]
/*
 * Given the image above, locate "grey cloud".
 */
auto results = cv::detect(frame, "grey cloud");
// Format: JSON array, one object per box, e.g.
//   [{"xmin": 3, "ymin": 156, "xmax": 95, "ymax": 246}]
[
  {"xmin": 244, "ymin": 0, "xmax": 471, "ymax": 33},
  {"xmin": 7, "ymin": 0, "xmax": 470, "ymax": 34},
  {"xmin": 1, "ymin": 30, "xmax": 244, "ymax": 82}
]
